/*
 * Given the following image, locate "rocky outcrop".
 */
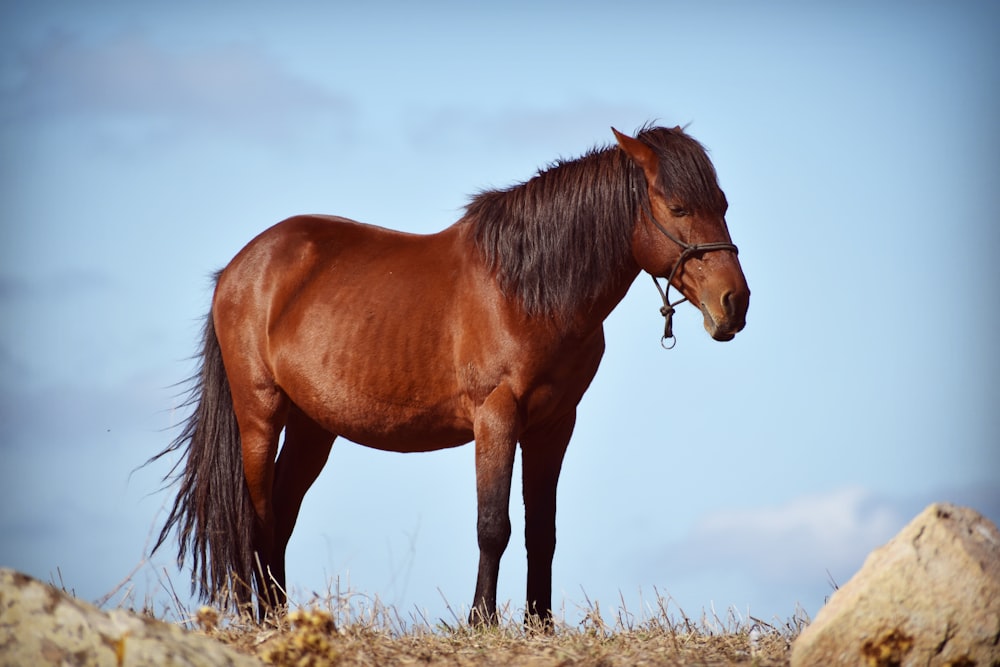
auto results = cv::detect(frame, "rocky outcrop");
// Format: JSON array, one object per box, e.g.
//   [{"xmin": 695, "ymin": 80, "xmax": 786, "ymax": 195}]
[
  {"xmin": 0, "ymin": 568, "xmax": 262, "ymax": 667},
  {"xmin": 791, "ymin": 502, "xmax": 1000, "ymax": 666}
]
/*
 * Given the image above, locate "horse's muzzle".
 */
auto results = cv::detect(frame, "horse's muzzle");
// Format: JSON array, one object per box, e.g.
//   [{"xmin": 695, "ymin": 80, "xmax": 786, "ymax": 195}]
[{"xmin": 701, "ymin": 288, "xmax": 749, "ymax": 341}]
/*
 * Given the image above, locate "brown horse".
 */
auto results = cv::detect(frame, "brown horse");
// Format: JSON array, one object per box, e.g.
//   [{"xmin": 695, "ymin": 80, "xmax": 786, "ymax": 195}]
[{"xmin": 151, "ymin": 125, "xmax": 749, "ymax": 624}]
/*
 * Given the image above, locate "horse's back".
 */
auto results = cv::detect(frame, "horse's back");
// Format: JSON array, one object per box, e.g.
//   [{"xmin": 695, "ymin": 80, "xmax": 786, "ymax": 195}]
[
  {"xmin": 218, "ymin": 213, "xmax": 470, "ymax": 307},
  {"xmin": 226, "ymin": 214, "xmax": 420, "ymax": 273}
]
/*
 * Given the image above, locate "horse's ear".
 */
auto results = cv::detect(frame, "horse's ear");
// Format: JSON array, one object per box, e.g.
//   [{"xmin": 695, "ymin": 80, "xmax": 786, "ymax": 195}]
[{"xmin": 612, "ymin": 127, "xmax": 660, "ymax": 181}]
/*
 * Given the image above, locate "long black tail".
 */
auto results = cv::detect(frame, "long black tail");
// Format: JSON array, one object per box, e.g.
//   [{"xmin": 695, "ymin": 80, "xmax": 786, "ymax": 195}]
[{"xmin": 149, "ymin": 311, "xmax": 257, "ymax": 612}]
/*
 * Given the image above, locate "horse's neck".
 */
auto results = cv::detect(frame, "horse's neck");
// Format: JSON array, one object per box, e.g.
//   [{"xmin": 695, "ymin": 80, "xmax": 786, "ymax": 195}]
[{"xmin": 564, "ymin": 259, "xmax": 642, "ymax": 336}]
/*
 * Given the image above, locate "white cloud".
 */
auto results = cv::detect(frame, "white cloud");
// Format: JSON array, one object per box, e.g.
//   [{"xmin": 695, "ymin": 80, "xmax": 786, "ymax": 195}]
[
  {"xmin": 1, "ymin": 30, "xmax": 355, "ymax": 143},
  {"xmin": 638, "ymin": 486, "xmax": 999, "ymax": 618},
  {"xmin": 659, "ymin": 487, "xmax": 906, "ymax": 584}
]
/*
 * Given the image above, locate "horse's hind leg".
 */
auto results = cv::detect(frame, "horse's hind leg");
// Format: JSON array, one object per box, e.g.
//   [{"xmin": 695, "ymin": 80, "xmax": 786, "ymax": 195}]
[
  {"xmin": 271, "ymin": 404, "xmax": 335, "ymax": 600},
  {"xmin": 226, "ymin": 371, "xmax": 289, "ymax": 618}
]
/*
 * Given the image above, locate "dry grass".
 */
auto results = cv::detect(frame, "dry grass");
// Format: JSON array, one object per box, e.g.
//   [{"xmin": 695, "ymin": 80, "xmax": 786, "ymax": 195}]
[
  {"xmin": 131, "ymin": 580, "xmax": 805, "ymax": 667},
  {"xmin": 94, "ymin": 559, "xmax": 805, "ymax": 666}
]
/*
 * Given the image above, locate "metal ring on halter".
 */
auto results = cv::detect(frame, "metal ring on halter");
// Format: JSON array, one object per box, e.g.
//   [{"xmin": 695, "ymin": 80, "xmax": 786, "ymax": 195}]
[{"xmin": 655, "ymin": 284, "xmax": 687, "ymax": 349}]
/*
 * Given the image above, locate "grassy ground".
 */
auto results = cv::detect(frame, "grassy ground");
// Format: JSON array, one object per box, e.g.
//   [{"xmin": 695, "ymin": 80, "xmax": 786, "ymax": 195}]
[{"xmin": 143, "ymin": 585, "xmax": 804, "ymax": 666}]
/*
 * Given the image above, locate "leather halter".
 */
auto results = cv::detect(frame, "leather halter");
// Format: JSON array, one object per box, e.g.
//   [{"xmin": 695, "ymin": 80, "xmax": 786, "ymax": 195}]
[{"xmin": 639, "ymin": 196, "xmax": 739, "ymax": 349}]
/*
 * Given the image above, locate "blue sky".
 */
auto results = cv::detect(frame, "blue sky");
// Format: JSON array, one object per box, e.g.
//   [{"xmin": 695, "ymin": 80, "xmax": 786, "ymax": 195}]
[{"xmin": 1, "ymin": 1, "xmax": 998, "ymax": 626}]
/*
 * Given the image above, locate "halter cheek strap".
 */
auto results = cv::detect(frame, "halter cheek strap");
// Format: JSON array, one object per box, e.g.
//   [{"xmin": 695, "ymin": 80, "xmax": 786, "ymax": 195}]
[{"xmin": 640, "ymin": 198, "xmax": 738, "ymax": 349}]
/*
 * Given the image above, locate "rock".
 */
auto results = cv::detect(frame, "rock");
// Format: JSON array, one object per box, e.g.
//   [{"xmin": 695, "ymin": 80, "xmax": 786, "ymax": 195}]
[
  {"xmin": 791, "ymin": 503, "xmax": 1000, "ymax": 667},
  {"xmin": 0, "ymin": 568, "xmax": 262, "ymax": 667}
]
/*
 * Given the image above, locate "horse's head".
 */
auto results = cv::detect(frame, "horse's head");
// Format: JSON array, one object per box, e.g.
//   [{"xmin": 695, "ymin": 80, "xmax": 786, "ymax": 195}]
[{"xmin": 614, "ymin": 127, "xmax": 749, "ymax": 342}]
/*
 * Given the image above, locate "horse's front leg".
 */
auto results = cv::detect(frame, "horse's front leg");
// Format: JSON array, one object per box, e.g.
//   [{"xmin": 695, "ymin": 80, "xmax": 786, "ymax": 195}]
[
  {"xmin": 520, "ymin": 410, "xmax": 575, "ymax": 628},
  {"xmin": 469, "ymin": 383, "xmax": 520, "ymax": 625}
]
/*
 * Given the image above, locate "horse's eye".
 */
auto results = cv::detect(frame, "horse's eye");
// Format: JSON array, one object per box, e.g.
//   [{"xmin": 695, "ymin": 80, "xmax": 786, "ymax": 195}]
[{"xmin": 669, "ymin": 206, "xmax": 689, "ymax": 218}]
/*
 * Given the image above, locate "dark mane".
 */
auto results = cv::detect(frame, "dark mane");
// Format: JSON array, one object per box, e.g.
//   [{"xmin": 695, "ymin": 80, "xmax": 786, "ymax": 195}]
[{"xmin": 466, "ymin": 125, "xmax": 724, "ymax": 317}]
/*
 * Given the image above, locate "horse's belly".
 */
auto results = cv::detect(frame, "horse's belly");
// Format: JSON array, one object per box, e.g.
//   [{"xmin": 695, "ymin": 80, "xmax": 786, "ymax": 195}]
[
  {"xmin": 341, "ymin": 417, "xmax": 473, "ymax": 453},
  {"xmin": 295, "ymin": 390, "xmax": 474, "ymax": 453},
  {"xmin": 350, "ymin": 427, "xmax": 473, "ymax": 453}
]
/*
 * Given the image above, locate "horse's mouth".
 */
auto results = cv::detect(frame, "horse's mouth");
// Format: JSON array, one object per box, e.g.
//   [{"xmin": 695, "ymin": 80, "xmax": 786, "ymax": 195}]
[
  {"xmin": 701, "ymin": 303, "xmax": 745, "ymax": 342},
  {"xmin": 710, "ymin": 329, "xmax": 737, "ymax": 342}
]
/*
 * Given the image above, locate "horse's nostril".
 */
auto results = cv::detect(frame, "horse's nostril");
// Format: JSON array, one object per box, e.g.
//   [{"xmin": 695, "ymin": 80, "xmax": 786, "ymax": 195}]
[
  {"xmin": 721, "ymin": 289, "xmax": 747, "ymax": 320},
  {"xmin": 722, "ymin": 290, "xmax": 736, "ymax": 318}
]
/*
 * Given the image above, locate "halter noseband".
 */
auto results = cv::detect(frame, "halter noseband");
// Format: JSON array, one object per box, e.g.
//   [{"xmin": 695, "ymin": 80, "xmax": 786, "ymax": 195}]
[{"xmin": 640, "ymin": 197, "xmax": 739, "ymax": 349}]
